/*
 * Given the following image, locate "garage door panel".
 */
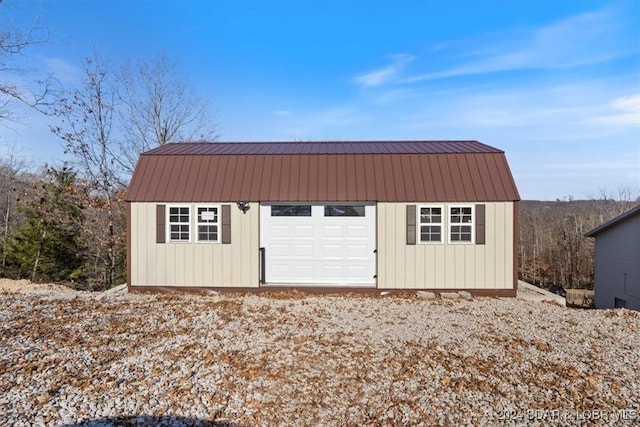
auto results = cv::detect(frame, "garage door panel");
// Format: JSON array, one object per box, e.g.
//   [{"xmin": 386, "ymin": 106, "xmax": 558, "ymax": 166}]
[
  {"xmin": 269, "ymin": 265, "xmax": 291, "ymax": 279},
  {"xmin": 321, "ymin": 265, "xmax": 345, "ymax": 280},
  {"xmin": 269, "ymin": 244, "xmax": 293, "ymax": 257},
  {"xmin": 293, "ymin": 225, "xmax": 313, "ymax": 238},
  {"xmin": 346, "ymin": 225, "xmax": 368, "ymax": 238},
  {"xmin": 292, "ymin": 265, "xmax": 314, "ymax": 279},
  {"xmin": 270, "ymin": 225, "xmax": 293, "ymax": 238},
  {"xmin": 322, "ymin": 226, "xmax": 344, "ymax": 238},
  {"xmin": 292, "ymin": 244, "xmax": 314, "ymax": 258},
  {"xmin": 322, "ymin": 244, "xmax": 345, "ymax": 259},
  {"xmin": 261, "ymin": 203, "xmax": 375, "ymax": 285},
  {"xmin": 347, "ymin": 265, "xmax": 368, "ymax": 278},
  {"xmin": 345, "ymin": 244, "xmax": 369, "ymax": 259}
]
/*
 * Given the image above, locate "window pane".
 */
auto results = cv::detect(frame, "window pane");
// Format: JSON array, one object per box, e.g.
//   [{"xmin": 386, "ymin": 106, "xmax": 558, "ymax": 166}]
[
  {"xmin": 450, "ymin": 206, "xmax": 472, "ymax": 224},
  {"xmin": 198, "ymin": 225, "xmax": 218, "ymax": 241},
  {"xmin": 420, "ymin": 207, "xmax": 442, "ymax": 224},
  {"xmin": 451, "ymin": 225, "xmax": 472, "ymax": 242},
  {"xmin": 324, "ymin": 205, "xmax": 365, "ymax": 217},
  {"xmin": 420, "ymin": 225, "xmax": 441, "ymax": 242},
  {"xmin": 198, "ymin": 207, "xmax": 218, "ymax": 223},
  {"xmin": 271, "ymin": 205, "xmax": 312, "ymax": 216},
  {"xmin": 170, "ymin": 223, "xmax": 189, "ymax": 241}
]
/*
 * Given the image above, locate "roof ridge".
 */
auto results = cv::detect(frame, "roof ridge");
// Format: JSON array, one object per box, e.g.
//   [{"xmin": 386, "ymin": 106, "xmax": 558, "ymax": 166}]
[{"xmin": 143, "ymin": 140, "xmax": 503, "ymax": 156}]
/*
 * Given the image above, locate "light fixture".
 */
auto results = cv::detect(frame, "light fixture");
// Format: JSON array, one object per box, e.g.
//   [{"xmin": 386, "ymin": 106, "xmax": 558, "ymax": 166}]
[{"xmin": 236, "ymin": 201, "xmax": 250, "ymax": 213}]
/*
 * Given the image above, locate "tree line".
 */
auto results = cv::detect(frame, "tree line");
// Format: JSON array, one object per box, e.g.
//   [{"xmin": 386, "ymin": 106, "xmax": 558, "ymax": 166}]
[
  {"xmin": 518, "ymin": 190, "xmax": 639, "ymax": 290},
  {"xmin": 1, "ymin": 2, "xmax": 217, "ymax": 289}
]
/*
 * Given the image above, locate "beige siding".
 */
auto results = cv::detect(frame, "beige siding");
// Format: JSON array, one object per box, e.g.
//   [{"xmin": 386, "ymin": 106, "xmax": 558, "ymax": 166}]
[
  {"xmin": 378, "ymin": 202, "xmax": 514, "ymax": 289},
  {"xmin": 130, "ymin": 202, "xmax": 259, "ymax": 287}
]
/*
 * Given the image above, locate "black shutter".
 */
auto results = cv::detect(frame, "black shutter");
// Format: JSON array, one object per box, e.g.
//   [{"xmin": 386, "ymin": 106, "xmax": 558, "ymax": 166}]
[
  {"xmin": 476, "ymin": 204, "xmax": 485, "ymax": 245},
  {"xmin": 406, "ymin": 205, "xmax": 416, "ymax": 245},
  {"xmin": 221, "ymin": 205, "xmax": 231, "ymax": 244},
  {"xmin": 156, "ymin": 204, "xmax": 166, "ymax": 243}
]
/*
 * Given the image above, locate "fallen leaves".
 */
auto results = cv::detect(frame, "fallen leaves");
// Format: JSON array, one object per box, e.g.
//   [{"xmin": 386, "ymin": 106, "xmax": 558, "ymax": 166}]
[{"xmin": 0, "ymin": 292, "xmax": 638, "ymax": 426}]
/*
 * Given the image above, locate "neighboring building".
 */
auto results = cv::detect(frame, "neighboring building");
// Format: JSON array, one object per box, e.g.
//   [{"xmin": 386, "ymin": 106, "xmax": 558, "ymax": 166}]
[
  {"xmin": 125, "ymin": 140, "xmax": 520, "ymax": 295},
  {"xmin": 585, "ymin": 205, "xmax": 640, "ymax": 310}
]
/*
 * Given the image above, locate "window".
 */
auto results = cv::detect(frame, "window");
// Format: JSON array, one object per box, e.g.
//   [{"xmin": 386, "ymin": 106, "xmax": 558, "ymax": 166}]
[
  {"xmin": 324, "ymin": 205, "xmax": 365, "ymax": 217},
  {"xmin": 197, "ymin": 206, "xmax": 219, "ymax": 242},
  {"xmin": 271, "ymin": 205, "xmax": 311, "ymax": 216},
  {"xmin": 449, "ymin": 206, "xmax": 473, "ymax": 243},
  {"xmin": 419, "ymin": 206, "xmax": 442, "ymax": 243},
  {"xmin": 168, "ymin": 206, "xmax": 190, "ymax": 242}
]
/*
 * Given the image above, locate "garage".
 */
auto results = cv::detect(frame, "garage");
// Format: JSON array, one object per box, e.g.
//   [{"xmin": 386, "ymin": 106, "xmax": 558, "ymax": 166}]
[
  {"xmin": 127, "ymin": 140, "xmax": 519, "ymax": 295},
  {"xmin": 260, "ymin": 203, "xmax": 376, "ymax": 285}
]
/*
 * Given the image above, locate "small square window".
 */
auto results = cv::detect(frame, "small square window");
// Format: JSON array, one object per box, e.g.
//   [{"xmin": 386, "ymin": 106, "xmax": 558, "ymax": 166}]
[
  {"xmin": 449, "ymin": 206, "xmax": 473, "ymax": 243},
  {"xmin": 197, "ymin": 206, "xmax": 219, "ymax": 242},
  {"xmin": 419, "ymin": 206, "xmax": 443, "ymax": 243},
  {"xmin": 168, "ymin": 206, "xmax": 190, "ymax": 242}
]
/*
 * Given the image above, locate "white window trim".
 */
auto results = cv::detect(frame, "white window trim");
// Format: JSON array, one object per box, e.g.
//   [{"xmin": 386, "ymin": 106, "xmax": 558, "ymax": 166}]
[
  {"xmin": 167, "ymin": 205, "xmax": 192, "ymax": 243},
  {"xmin": 196, "ymin": 204, "xmax": 221, "ymax": 243},
  {"xmin": 448, "ymin": 205, "xmax": 474, "ymax": 244},
  {"xmin": 418, "ymin": 204, "xmax": 444, "ymax": 244}
]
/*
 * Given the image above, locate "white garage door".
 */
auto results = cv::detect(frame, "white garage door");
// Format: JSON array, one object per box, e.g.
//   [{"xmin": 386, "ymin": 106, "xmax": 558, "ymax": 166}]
[{"xmin": 260, "ymin": 203, "xmax": 376, "ymax": 285}]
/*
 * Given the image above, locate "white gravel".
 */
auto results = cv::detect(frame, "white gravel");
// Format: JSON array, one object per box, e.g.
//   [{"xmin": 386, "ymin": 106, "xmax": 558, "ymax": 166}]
[{"xmin": 1, "ymin": 284, "xmax": 639, "ymax": 426}]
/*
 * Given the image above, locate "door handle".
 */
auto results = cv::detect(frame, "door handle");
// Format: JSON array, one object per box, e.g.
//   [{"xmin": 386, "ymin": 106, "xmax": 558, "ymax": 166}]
[{"xmin": 259, "ymin": 247, "xmax": 266, "ymax": 284}]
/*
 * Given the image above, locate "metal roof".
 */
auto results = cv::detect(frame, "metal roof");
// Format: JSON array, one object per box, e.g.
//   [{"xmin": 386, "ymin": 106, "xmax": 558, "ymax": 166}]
[
  {"xmin": 144, "ymin": 140, "xmax": 502, "ymax": 155},
  {"xmin": 126, "ymin": 141, "xmax": 520, "ymax": 202}
]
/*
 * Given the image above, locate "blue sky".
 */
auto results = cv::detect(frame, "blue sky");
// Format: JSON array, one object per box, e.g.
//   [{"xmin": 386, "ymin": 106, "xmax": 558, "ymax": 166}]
[{"xmin": 2, "ymin": 0, "xmax": 639, "ymax": 200}]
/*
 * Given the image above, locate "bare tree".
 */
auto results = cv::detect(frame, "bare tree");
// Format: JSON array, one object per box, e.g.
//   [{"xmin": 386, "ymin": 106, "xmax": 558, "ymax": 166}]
[
  {"xmin": 590, "ymin": 187, "xmax": 639, "ymax": 223},
  {"xmin": 519, "ymin": 189, "xmax": 640, "ymax": 290},
  {"xmin": 0, "ymin": 0, "xmax": 55, "ymax": 122},
  {"xmin": 117, "ymin": 52, "xmax": 218, "ymax": 173},
  {"xmin": 50, "ymin": 56, "xmax": 123, "ymax": 288}
]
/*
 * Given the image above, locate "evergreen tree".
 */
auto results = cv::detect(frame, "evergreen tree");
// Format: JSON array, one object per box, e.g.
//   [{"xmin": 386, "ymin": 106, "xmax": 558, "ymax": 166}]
[{"xmin": 7, "ymin": 166, "xmax": 86, "ymax": 283}]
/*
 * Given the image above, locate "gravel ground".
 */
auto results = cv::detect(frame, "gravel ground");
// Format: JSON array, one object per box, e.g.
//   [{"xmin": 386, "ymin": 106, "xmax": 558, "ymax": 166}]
[{"xmin": 1, "ymin": 282, "xmax": 639, "ymax": 426}]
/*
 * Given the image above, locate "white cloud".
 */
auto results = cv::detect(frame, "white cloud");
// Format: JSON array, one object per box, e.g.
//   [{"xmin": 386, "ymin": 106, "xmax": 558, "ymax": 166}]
[
  {"xmin": 590, "ymin": 94, "xmax": 640, "ymax": 126},
  {"xmin": 41, "ymin": 57, "xmax": 82, "ymax": 84},
  {"xmin": 400, "ymin": 5, "xmax": 636, "ymax": 83},
  {"xmin": 273, "ymin": 109, "xmax": 293, "ymax": 117},
  {"xmin": 352, "ymin": 54, "xmax": 414, "ymax": 87}
]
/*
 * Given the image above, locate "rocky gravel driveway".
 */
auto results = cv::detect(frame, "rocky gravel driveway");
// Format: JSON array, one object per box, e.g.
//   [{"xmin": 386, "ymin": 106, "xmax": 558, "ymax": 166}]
[{"xmin": 1, "ymin": 285, "xmax": 639, "ymax": 426}]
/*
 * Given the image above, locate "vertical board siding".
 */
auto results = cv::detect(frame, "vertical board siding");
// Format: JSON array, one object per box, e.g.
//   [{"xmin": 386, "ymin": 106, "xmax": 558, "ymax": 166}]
[
  {"xmin": 378, "ymin": 202, "xmax": 514, "ymax": 289},
  {"xmin": 130, "ymin": 202, "xmax": 259, "ymax": 287}
]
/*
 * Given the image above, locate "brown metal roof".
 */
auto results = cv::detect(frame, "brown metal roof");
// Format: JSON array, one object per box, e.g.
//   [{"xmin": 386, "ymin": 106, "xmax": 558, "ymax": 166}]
[
  {"xmin": 144, "ymin": 140, "xmax": 501, "ymax": 155},
  {"xmin": 126, "ymin": 141, "xmax": 520, "ymax": 202}
]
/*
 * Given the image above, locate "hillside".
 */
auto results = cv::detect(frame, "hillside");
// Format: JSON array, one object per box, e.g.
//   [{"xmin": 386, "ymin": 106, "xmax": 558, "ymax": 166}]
[{"xmin": 519, "ymin": 198, "xmax": 638, "ymax": 289}]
